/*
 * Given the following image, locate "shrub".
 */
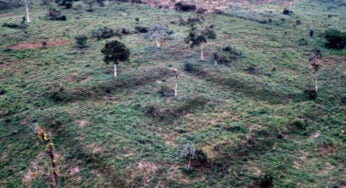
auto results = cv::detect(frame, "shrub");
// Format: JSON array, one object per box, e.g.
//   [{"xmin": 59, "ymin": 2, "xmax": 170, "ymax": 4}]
[
  {"xmin": 298, "ymin": 38, "xmax": 308, "ymax": 46},
  {"xmin": 0, "ymin": 0, "xmax": 21, "ymax": 10},
  {"xmin": 74, "ymin": 35, "xmax": 88, "ymax": 49},
  {"xmin": 0, "ymin": 88, "xmax": 6, "ymax": 95},
  {"xmin": 282, "ymin": 8, "xmax": 292, "ymax": 15},
  {"xmin": 2, "ymin": 22, "xmax": 27, "ymax": 29},
  {"xmin": 325, "ymin": 29, "xmax": 346, "ymax": 49},
  {"xmin": 181, "ymin": 143, "xmax": 196, "ymax": 170},
  {"xmin": 255, "ymin": 174, "xmax": 274, "ymax": 188},
  {"xmin": 184, "ymin": 63, "xmax": 194, "ymax": 72},
  {"xmin": 46, "ymin": 8, "xmax": 67, "ymax": 21},
  {"xmin": 159, "ymin": 85, "xmax": 174, "ymax": 97},
  {"xmin": 174, "ymin": 2, "xmax": 196, "ymax": 12},
  {"xmin": 205, "ymin": 28, "xmax": 216, "ymax": 39},
  {"xmin": 92, "ymin": 27, "xmax": 115, "ymax": 40},
  {"xmin": 44, "ymin": 82, "xmax": 71, "ymax": 102},
  {"xmin": 214, "ymin": 47, "xmax": 242, "ymax": 65},
  {"xmin": 304, "ymin": 89, "xmax": 317, "ymax": 100},
  {"xmin": 134, "ymin": 26, "xmax": 149, "ymax": 33}
]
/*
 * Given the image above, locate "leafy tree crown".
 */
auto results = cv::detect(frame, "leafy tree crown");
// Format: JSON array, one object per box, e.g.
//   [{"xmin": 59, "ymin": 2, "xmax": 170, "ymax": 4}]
[{"xmin": 101, "ymin": 40, "xmax": 130, "ymax": 64}]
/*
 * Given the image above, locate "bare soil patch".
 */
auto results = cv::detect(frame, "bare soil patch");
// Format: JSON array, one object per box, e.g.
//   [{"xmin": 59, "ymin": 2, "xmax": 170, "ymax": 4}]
[
  {"xmin": 321, "ymin": 56, "xmax": 346, "ymax": 66},
  {"xmin": 8, "ymin": 40, "xmax": 72, "ymax": 50}
]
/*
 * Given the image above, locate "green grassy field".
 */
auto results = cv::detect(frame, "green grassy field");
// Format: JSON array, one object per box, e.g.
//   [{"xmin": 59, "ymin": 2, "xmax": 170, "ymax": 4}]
[{"xmin": 0, "ymin": 0, "xmax": 345, "ymax": 187}]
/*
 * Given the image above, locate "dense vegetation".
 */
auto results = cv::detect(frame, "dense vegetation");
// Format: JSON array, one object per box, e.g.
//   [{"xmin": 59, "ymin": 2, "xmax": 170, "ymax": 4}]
[{"xmin": 0, "ymin": 0, "xmax": 345, "ymax": 187}]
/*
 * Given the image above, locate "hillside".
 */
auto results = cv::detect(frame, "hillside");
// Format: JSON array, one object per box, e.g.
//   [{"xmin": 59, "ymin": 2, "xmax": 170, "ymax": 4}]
[{"xmin": 0, "ymin": 0, "xmax": 345, "ymax": 187}]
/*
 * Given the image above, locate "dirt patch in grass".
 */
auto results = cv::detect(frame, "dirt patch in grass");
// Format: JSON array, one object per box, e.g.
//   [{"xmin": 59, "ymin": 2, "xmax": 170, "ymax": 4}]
[
  {"xmin": 78, "ymin": 120, "xmax": 89, "ymax": 128},
  {"xmin": 22, "ymin": 152, "xmax": 48, "ymax": 186},
  {"xmin": 321, "ymin": 56, "xmax": 346, "ymax": 66},
  {"xmin": 69, "ymin": 166, "xmax": 80, "ymax": 176},
  {"xmin": 137, "ymin": 161, "xmax": 158, "ymax": 185},
  {"xmin": 319, "ymin": 144, "xmax": 335, "ymax": 157},
  {"xmin": 8, "ymin": 40, "xmax": 72, "ymax": 50}
]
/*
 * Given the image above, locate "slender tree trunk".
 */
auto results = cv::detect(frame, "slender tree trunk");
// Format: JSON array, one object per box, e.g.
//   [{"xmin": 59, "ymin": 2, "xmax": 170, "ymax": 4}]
[
  {"xmin": 314, "ymin": 71, "xmax": 318, "ymax": 94},
  {"xmin": 24, "ymin": 0, "xmax": 30, "ymax": 22},
  {"xmin": 220, "ymin": 41, "xmax": 223, "ymax": 53},
  {"xmin": 215, "ymin": 60, "xmax": 217, "ymax": 66},
  {"xmin": 289, "ymin": 1, "xmax": 293, "ymax": 11},
  {"xmin": 106, "ymin": 0, "xmax": 109, "ymax": 6},
  {"xmin": 174, "ymin": 81, "xmax": 178, "ymax": 97},
  {"xmin": 187, "ymin": 158, "xmax": 191, "ymax": 170},
  {"xmin": 200, "ymin": 42, "xmax": 204, "ymax": 61},
  {"xmin": 114, "ymin": 64, "xmax": 117, "ymax": 77},
  {"xmin": 155, "ymin": 38, "xmax": 160, "ymax": 48}
]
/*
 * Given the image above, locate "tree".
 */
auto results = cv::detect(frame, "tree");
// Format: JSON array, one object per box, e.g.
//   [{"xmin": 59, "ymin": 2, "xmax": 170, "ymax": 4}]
[
  {"xmin": 309, "ymin": 49, "xmax": 321, "ymax": 96},
  {"xmin": 24, "ymin": 0, "xmax": 30, "ymax": 22},
  {"xmin": 144, "ymin": 24, "xmax": 171, "ymax": 48},
  {"xmin": 101, "ymin": 40, "xmax": 130, "ymax": 77},
  {"xmin": 172, "ymin": 68, "xmax": 180, "ymax": 97},
  {"xmin": 184, "ymin": 17, "xmax": 216, "ymax": 61}
]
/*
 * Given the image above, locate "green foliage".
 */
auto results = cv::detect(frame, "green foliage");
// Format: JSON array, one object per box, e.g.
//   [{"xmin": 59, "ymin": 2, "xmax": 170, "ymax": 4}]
[
  {"xmin": 0, "ymin": 1, "xmax": 345, "ymax": 187},
  {"xmin": 184, "ymin": 31, "xmax": 206, "ymax": 48},
  {"xmin": 2, "ymin": 22, "xmax": 27, "ymax": 29},
  {"xmin": 92, "ymin": 27, "xmax": 116, "ymax": 40},
  {"xmin": 74, "ymin": 35, "xmax": 88, "ymax": 49},
  {"xmin": 101, "ymin": 40, "xmax": 130, "ymax": 65},
  {"xmin": 325, "ymin": 29, "xmax": 346, "ymax": 49}
]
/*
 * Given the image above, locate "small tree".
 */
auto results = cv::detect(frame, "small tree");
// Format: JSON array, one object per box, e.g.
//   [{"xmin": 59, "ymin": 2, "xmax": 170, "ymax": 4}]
[
  {"xmin": 144, "ymin": 24, "xmax": 171, "ymax": 48},
  {"xmin": 181, "ymin": 143, "xmax": 196, "ymax": 170},
  {"xmin": 310, "ymin": 52, "xmax": 321, "ymax": 95},
  {"xmin": 172, "ymin": 68, "xmax": 180, "ymax": 97},
  {"xmin": 101, "ymin": 40, "xmax": 130, "ymax": 77},
  {"xmin": 37, "ymin": 127, "xmax": 58, "ymax": 188},
  {"xmin": 184, "ymin": 17, "xmax": 216, "ymax": 61}
]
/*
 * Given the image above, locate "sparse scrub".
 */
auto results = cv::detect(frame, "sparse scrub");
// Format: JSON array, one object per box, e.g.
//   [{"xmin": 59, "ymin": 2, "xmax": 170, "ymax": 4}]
[
  {"xmin": 184, "ymin": 16, "xmax": 216, "ymax": 61},
  {"xmin": 144, "ymin": 24, "xmax": 172, "ymax": 48},
  {"xmin": 46, "ymin": 8, "xmax": 67, "ymax": 20},
  {"xmin": 92, "ymin": 27, "xmax": 116, "ymax": 40},
  {"xmin": 213, "ymin": 46, "xmax": 242, "ymax": 66}
]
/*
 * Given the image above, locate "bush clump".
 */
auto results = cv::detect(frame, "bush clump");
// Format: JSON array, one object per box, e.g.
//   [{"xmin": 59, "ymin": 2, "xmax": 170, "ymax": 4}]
[
  {"xmin": 2, "ymin": 22, "xmax": 27, "ymax": 29},
  {"xmin": 325, "ymin": 29, "xmax": 346, "ymax": 49},
  {"xmin": 282, "ymin": 8, "xmax": 293, "ymax": 15},
  {"xmin": 74, "ymin": 35, "xmax": 88, "ymax": 49},
  {"xmin": 134, "ymin": 26, "xmax": 149, "ymax": 33},
  {"xmin": 175, "ymin": 2, "xmax": 196, "ymax": 12},
  {"xmin": 46, "ymin": 8, "xmax": 67, "ymax": 21},
  {"xmin": 214, "ymin": 46, "xmax": 242, "ymax": 65},
  {"xmin": 92, "ymin": 27, "xmax": 115, "ymax": 40},
  {"xmin": 304, "ymin": 89, "xmax": 317, "ymax": 100},
  {"xmin": 44, "ymin": 82, "xmax": 71, "ymax": 102}
]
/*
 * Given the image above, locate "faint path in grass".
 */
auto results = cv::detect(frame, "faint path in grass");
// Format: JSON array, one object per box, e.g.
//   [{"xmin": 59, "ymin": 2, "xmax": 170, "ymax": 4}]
[{"xmin": 8, "ymin": 40, "xmax": 72, "ymax": 50}]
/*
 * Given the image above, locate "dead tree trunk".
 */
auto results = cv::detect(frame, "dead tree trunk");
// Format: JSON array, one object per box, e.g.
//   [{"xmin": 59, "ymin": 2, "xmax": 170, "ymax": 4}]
[
  {"xmin": 200, "ymin": 42, "xmax": 204, "ymax": 61},
  {"xmin": 24, "ymin": 0, "xmax": 30, "ymax": 22}
]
